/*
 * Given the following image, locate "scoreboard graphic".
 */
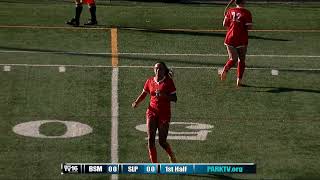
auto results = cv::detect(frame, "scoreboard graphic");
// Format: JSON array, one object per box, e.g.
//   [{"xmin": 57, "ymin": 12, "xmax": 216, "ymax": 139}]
[{"xmin": 61, "ymin": 163, "xmax": 256, "ymax": 174}]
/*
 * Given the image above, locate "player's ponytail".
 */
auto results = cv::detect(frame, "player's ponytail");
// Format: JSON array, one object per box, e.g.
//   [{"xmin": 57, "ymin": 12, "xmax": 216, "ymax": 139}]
[
  {"xmin": 157, "ymin": 62, "xmax": 174, "ymax": 78},
  {"xmin": 235, "ymin": 0, "xmax": 245, "ymax": 5},
  {"xmin": 224, "ymin": 0, "xmax": 235, "ymax": 16}
]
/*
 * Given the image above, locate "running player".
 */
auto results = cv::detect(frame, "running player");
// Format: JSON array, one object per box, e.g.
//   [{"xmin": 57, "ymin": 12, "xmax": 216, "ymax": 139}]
[
  {"xmin": 132, "ymin": 62, "xmax": 177, "ymax": 163},
  {"xmin": 220, "ymin": 0, "xmax": 253, "ymax": 87}
]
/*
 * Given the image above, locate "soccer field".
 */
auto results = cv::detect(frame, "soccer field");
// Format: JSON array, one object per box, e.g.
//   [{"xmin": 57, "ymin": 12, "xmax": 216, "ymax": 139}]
[{"xmin": 0, "ymin": 1, "xmax": 320, "ymax": 180}]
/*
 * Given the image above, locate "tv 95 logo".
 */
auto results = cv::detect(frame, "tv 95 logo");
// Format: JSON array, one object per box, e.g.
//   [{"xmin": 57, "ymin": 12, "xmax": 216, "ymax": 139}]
[{"xmin": 62, "ymin": 164, "xmax": 80, "ymax": 174}]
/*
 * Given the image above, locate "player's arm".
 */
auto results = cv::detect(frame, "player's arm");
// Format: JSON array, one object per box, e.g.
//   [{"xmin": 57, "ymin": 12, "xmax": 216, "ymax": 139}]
[
  {"xmin": 156, "ymin": 92, "xmax": 177, "ymax": 102},
  {"xmin": 170, "ymin": 93, "xmax": 177, "ymax": 102},
  {"xmin": 132, "ymin": 90, "xmax": 148, "ymax": 108},
  {"xmin": 157, "ymin": 91, "xmax": 177, "ymax": 102},
  {"xmin": 222, "ymin": 9, "xmax": 231, "ymax": 28},
  {"xmin": 246, "ymin": 22, "xmax": 253, "ymax": 30},
  {"xmin": 223, "ymin": 16, "xmax": 230, "ymax": 28},
  {"xmin": 246, "ymin": 12, "xmax": 253, "ymax": 30},
  {"xmin": 163, "ymin": 79, "xmax": 177, "ymax": 103},
  {"xmin": 167, "ymin": 92, "xmax": 177, "ymax": 103}
]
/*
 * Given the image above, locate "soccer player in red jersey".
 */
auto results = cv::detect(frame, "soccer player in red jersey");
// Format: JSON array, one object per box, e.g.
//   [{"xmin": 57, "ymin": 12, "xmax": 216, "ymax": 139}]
[
  {"xmin": 132, "ymin": 62, "xmax": 177, "ymax": 163},
  {"xmin": 220, "ymin": 0, "xmax": 253, "ymax": 87},
  {"xmin": 66, "ymin": 0, "xmax": 98, "ymax": 27}
]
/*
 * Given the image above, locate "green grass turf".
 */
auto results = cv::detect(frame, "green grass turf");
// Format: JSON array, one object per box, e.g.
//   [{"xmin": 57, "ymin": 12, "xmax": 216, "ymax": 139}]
[
  {"xmin": 0, "ymin": 29, "xmax": 109, "ymax": 65},
  {"xmin": 39, "ymin": 121, "xmax": 68, "ymax": 136},
  {"xmin": 119, "ymin": 68, "xmax": 320, "ymax": 179},
  {"xmin": 0, "ymin": 1, "xmax": 319, "ymax": 180},
  {"xmin": 117, "ymin": 29, "xmax": 320, "ymax": 71},
  {"xmin": 0, "ymin": 67, "xmax": 112, "ymax": 180}
]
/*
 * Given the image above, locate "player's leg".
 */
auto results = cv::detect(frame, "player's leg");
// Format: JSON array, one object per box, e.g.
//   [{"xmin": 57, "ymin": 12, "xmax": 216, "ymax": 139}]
[
  {"xmin": 236, "ymin": 46, "xmax": 247, "ymax": 87},
  {"xmin": 158, "ymin": 121, "xmax": 176, "ymax": 163},
  {"xmin": 84, "ymin": 0, "xmax": 98, "ymax": 25},
  {"xmin": 66, "ymin": 0, "xmax": 83, "ymax": 26},
  {"xmin": 221, "ymin": 45, "xmax": 238, "ymax": 80},
  {"xmin": 146, "ymin": 114, "xmax": 158, "ymax": 163}
]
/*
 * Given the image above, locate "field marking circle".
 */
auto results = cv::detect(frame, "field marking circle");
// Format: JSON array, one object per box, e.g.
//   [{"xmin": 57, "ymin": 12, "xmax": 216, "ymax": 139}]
[{"xmin": 12, "ymin": 120, "xmax": 92, "ymax": 138}]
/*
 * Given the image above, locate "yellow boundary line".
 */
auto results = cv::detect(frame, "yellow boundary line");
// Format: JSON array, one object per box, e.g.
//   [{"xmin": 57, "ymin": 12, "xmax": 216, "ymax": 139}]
[
  {"xmin": 111, "ymin": 28, "xmax": 118, "ymax": 67},
  {"xmin": 0, "ymin": 25, "xmax": 110, "ymax": 30},
  {"xmin": 0, "ymin": 25, "xmax": 320, "ymax": 33}
]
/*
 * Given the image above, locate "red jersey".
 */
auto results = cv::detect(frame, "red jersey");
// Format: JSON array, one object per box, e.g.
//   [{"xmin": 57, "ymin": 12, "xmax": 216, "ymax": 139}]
[
  {"xmin": 143, "ymin": 76, "xmax": 176, "ymax": 116},
  {"xmin": 83, "ymin": 0, "xmax": 95, "ymax": 4},
  {"xmin": 224, "ymin": 7, "xmax": 252, "ymax": 48}
]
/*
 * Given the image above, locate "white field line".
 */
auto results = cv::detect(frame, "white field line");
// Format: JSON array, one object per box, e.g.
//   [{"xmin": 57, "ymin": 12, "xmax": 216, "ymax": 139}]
[
  {"xmin": 122, "ymin": 53, "xmax": 320, "ymax": 58},
  {"xmin": 1, "ymin": 50, "xmax": 320, "ymax": 58},
  {"xmin": 111, "ymin": 68, "xmax": 119, "ymax": 161},
  {"xmin": 0, "ymin": 63, "xmax": 320, "ymax": 71},
  {"xmin": 111, "ymin": 67, "xmax": 119, "ymax": 180}
]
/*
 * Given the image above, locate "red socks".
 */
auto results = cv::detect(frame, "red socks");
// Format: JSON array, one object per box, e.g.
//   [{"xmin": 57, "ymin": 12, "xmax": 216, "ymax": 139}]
[
  {"xmin": 224, "ymin": 59, "xmax": 245, "ymax": 79},
  {"xmin": 165, "ymin": 145, "xmax": 174, "ymax": 158},
  {"xmin": 149, "ymin": 145, "xmax": 176, "ymax": 163},
  {"xmin": 237, "ymin": 60, "xmax": 245, "ymax": 79},
  {"xmin": 148, "ymin": 147, "xmax": 157, "ymax": 163},
  {"xmin": 223, "ymin": 59, "xmax": 236, "ymax": 72},
  {"xmin": 165, "ymin": 145, "xmax": 177, "ymax": 163}
]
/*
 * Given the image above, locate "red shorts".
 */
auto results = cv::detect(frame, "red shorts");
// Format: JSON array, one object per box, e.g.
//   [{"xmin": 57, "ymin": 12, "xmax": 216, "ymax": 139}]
[
  {"xmin": 146, "ymin": 107, "xmax": 171, "ymax": 126},
  {"xmin": 82, "ymin": 0, "xmax": 95, "ymax": 4},
  {"xmin": 224, "ymin": 41, "xmax": 247, "ymax": 49}
]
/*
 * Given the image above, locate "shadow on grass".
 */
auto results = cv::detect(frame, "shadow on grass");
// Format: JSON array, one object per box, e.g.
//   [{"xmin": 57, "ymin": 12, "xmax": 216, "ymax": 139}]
[
  {"xmin": 241, "ymin": 84, "xmax": 320, "ymax": 94},
  {"xmin": 293, "ymin": 176, "xmax": 320, "ymax": 180},
  {"xmin": 0, "ymin": 46, "xmax": 226, "ymax": 67},
  {"xmin": 117, "ymin": 26, "xmax": 290, "ymax": 41}
]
